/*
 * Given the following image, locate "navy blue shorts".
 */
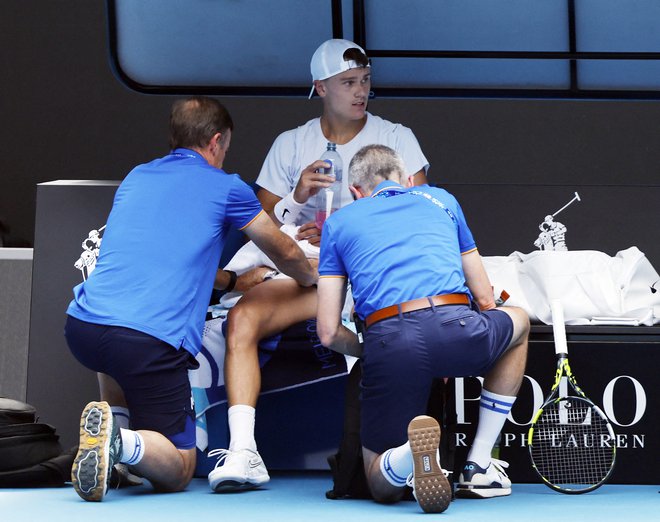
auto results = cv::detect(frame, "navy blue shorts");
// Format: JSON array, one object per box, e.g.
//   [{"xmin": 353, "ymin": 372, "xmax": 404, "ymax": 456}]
[
  {"xmin": 360, "ymin": 303, "xmax": 513, "ymax": 454},
  {"xmin": 64, "ymin": 315, "xmax": 197, "ymax": 450}
]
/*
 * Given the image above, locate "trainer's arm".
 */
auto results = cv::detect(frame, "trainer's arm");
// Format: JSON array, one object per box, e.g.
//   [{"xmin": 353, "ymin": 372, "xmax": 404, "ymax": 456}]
[
  {"xmin": 462, "ymin": 249, "xmax": 496, "ymax": 311},
  {"xmin": 243, "ymin": 211, "xmax": 317, "ymax": 287},
  {"xmin": 317, "ymin": 277, "xmax": 363, "ymax": 357}
]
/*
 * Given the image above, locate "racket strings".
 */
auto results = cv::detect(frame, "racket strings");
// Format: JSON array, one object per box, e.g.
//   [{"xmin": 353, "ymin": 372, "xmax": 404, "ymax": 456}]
[{"xmin": 530, "ymin": 398, "xmax": 615, "ymax": 490}]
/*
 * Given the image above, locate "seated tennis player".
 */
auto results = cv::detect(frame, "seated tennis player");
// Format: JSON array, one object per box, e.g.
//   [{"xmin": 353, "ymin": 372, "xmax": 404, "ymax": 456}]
[{"xmin": 207, "ymin": 38, "xmax": 428, "ymax": 492}]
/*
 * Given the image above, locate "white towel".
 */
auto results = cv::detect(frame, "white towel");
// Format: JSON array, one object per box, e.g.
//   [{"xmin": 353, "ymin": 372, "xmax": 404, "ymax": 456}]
[
  {"xmin": 220, "ymin": 225, "xmax": 319, "ymax": 308},
  {"xmin": 483, "ymin": 247, "xmax": 660, "ymax": 325}
]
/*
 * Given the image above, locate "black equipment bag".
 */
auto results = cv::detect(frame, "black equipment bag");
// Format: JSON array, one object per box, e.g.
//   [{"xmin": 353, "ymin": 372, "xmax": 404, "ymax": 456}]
[
  {"xmin": 0, "ymin": 423, "xmax": 62, "ymax": 472},
  {"xmin": 0, "ymin": 398, "xmax": 37, "ymax": 426},
  {"xmin": 0, "ymin": 397, "xmax": 74, "ymax": 487},
  {"xmin": 0, "ymin": 447, "xmax": 77, "ymax": 488},
  {"xmin": 326, "ymin": 361, "xmax": 457, "ymax": 500}
]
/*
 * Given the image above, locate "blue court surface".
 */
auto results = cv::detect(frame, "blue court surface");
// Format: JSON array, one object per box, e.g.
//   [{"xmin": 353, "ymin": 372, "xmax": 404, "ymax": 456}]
[{"xmin": 1, "ymin": 472, "xmax": 657, "ymax": 521}]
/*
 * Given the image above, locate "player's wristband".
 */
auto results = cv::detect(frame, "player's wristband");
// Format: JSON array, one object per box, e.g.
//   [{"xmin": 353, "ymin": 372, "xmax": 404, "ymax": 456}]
[
  {"xmin": 273, "ymin": 192, "xmax": 305, "ymax": 225},
  {"xmin": 224, "ymin": 270, "xmax": 237, "ymax": 293}
]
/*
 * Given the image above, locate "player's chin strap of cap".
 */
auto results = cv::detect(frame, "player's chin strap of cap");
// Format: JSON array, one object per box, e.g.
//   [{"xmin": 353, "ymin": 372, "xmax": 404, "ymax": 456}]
[{"xmin": 274, "ymin": 192, "xmax": 306, "ymax": 225}]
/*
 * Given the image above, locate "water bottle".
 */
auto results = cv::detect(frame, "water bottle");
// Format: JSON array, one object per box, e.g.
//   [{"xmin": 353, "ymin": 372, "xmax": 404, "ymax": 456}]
[{"xmin": 315, "ymin": 142, "xmax": 343, "ymax": 229}]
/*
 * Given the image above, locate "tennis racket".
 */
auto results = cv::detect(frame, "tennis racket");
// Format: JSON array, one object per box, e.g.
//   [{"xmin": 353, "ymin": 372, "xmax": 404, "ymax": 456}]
[{"xmin": 528, "ymin": 299, "xmax": 616, "ymax": 494}]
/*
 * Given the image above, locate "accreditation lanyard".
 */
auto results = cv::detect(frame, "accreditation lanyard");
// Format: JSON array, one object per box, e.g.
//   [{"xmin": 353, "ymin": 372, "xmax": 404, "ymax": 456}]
[
  {"xmin": 169, "ymin": 149, "xmax": 200, "ymax": 160},
  {"xmin": 373, "ymin": 185, "xmax": 457, "ymax": 224}
]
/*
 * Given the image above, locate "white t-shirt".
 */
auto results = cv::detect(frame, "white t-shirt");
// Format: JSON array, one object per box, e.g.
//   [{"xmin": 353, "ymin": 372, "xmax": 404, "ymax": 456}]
[{"xmin": 256, "ymin": 112, "xmax": 429, "ymax": 224}]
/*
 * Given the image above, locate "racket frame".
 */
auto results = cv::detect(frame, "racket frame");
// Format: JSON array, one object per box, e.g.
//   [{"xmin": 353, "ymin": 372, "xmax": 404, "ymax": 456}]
[{"xmin": 527, "ymin": 300, "xmax": 616, "ymax": 494}]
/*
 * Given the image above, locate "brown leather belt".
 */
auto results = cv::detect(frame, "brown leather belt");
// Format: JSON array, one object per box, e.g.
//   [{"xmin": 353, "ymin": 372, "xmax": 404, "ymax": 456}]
[{"xmin": 364, "ymin": 293, "xmax": 470, "ymax": 329}]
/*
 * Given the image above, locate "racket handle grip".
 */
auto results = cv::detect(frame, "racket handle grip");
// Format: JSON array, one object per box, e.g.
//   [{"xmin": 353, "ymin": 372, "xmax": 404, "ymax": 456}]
[{"xmin": 550, "ymin": 299, "xmax": 568, "ymax": 355}]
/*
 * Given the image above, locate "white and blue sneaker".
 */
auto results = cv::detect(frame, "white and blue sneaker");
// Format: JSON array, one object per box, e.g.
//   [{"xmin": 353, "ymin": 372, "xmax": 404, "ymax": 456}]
[
  {"xmin": 456, "ymin": 459, "xmax": 512, "ymax": 498},
  {"xmin": 208, "ymin": 448, "xmax": 270, "ymax": 492},
  {"xmin": 71, "ymin": 401, "xmax": 122, "ymax": 502}
]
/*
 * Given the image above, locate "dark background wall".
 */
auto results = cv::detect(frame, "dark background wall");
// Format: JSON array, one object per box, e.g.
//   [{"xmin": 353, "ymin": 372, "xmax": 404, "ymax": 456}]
[
  {"xmin": 2, "ymin": 1, "xmax": 658, "ymax": 255},
  {"xmin": 2, "ymin": 0, "xmax": 658, "ymax": 472}
]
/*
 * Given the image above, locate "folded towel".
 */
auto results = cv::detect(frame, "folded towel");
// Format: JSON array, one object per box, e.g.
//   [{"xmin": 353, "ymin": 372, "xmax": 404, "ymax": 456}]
[{"xmin": 220, "ymin": 224, "xmax": 319, "ymax": 308}]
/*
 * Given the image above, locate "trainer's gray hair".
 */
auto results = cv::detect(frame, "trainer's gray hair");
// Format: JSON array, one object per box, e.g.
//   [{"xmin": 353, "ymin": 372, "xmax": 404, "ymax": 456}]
[{"xmin": 349, "ymin": 144, "xmax": 406, "ymax": 192}]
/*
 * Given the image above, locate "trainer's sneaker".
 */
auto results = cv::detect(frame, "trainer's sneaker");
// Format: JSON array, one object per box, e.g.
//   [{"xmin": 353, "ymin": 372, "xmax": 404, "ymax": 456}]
[
  {"xmin": 407, "ymin": 415, "xmax": 452, "ymax": 513},
  {"xmin": 207, "ymin": 448, "xmax": 270, "ymax": 492},
  {"xmin": 455, "ymin": 459, "xmax": 512, "ymax": 499},
  {"xmin": 71, "ymin": 401, "xmax": 122, "ymax": 502}
]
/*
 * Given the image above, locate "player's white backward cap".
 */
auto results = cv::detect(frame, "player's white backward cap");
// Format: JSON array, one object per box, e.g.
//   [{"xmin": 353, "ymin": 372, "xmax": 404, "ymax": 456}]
[{"xmin": 308, "ymin": 39, "xmax": 370, "ymax": 99}]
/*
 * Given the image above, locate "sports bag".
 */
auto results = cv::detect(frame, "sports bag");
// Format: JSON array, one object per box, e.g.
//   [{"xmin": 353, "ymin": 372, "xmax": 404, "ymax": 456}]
[
  {"xmin": 0, "ymin": 397, "xmax": 74, "ymax": 487},
  {"xmin": 0, "ymin": 398, "xmax": 36, "ymax": 425}
]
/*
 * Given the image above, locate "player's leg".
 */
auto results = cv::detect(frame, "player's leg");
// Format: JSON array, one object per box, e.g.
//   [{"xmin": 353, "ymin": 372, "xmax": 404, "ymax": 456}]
[
  {"xmin": 224, "ymin": 279, "xmax": 317, "ymax": 409},
  {"xmin": 210, "ymin": 279, "xmax": 317, "ymax": 491}
]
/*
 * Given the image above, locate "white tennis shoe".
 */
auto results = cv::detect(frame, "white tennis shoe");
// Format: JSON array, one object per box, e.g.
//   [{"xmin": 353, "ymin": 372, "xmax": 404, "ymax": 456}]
[
  {"xmin": 456, "ymin": 458, "xmax": 512, "ymax": 498},
  {"xmin": 207, "ymin": 448, "xmax": 270, "ymax": 492}
]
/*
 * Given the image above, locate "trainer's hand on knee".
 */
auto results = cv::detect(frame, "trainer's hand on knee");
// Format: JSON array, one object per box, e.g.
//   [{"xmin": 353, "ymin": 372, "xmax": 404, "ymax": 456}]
[{"xmin": 235, "ymin": 266, "xmax": 277, "ymax": 293}]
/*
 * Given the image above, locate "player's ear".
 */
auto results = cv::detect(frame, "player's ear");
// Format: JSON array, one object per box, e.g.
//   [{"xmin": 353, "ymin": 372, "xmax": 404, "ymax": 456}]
[
  {"xmin": 349, "ymin": 185, "xmax": 365, "ymax": 200},
  {"xmin": 314, "ymin": 80, "xmax": 327, "ymax": 98}
]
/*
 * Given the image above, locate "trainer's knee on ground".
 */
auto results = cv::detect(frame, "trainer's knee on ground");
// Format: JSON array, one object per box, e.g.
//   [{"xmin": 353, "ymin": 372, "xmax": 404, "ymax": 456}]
[
  {"xmin": 151, "ymin": 450, "xmax": 196, "ymax": 492},
  {"xmin": 372, "ymin": 490, "xmax": 400, "ymax": 504},
  {"xmin": 152, "ymin": 473, "xmax": 193, "ymax": 493},
  {"xmin": 368, "ymin": 480, "xmax": 407, "ymax": 504}
]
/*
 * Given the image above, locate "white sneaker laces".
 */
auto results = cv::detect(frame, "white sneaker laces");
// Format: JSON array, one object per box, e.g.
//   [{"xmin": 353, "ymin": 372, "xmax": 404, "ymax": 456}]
[
  {"xmin": 207, "ymin": 448, "xmax": 232, "ymax": 469},
  {"xmin": 489, "ymin": 458, "xmax": 510, "ymax": 478}
]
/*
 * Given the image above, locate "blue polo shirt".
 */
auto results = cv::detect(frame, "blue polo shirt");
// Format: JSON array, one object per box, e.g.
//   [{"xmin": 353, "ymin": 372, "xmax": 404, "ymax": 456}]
[
  {"xmin": 67, "ymin": 148, "xmax": 263, "ymax": 356},
  {"xmin": 318, "ymin": 181, "xmax": 476, "ymax": 319}
]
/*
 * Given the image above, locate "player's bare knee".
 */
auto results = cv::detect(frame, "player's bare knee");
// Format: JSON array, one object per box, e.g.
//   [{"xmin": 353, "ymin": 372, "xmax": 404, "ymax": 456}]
[{"xmin": 226, "ymin": 304, "xmax": 259, "ymax": 343}]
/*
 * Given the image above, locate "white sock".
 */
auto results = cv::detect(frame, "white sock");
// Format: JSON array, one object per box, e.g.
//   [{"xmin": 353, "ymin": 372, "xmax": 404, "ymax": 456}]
[
  {"xmin": 228, "ymin": 405, "xmax": 257, "ymax": 452},
  {"xmin": 467, "ymin": 389, "xmax": 516, "ymax": 468},
  {"xmin": 111, "ymin": 406, "xmax": 130, "ymax": 430},
  {"xmin": 119, "ymin": 428, "xmax": 145, "ymax": 466},
  {"xmin": 379, "ymin": 441, "xmax": 412, "ymax": 487}
]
